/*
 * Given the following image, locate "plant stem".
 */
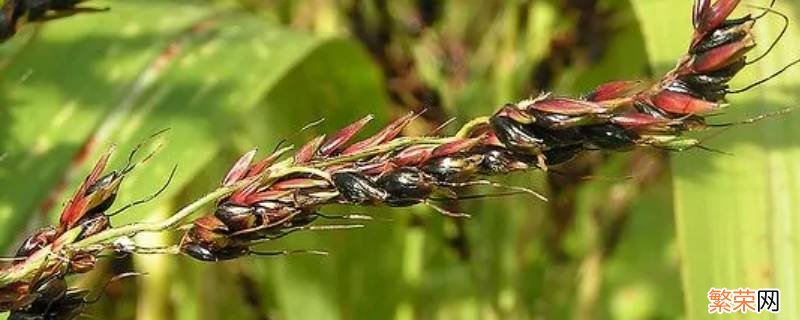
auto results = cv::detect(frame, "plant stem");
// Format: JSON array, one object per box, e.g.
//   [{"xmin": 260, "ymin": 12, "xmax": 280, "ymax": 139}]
[
  {"xmin": 71, "ymin": 184, "xmax": 237, "ymax": 250},
  {"xmin": 0, "ymin": 131, "xmax": 464, "ymax": 285}
]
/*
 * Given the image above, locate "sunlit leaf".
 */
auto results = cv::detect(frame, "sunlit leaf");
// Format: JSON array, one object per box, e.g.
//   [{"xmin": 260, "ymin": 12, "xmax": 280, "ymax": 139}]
[
  {"xmin": 0, "ymin": 1, "xmax": 388, "ymax": 319},
  {"xmin": 632, "ymin": 0, "xmax": 800, "ymax": 318}
]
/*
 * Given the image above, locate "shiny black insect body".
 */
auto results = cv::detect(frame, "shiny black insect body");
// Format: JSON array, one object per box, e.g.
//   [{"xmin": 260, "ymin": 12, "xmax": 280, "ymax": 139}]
[
  {"xmin": 0, "ymin": 1, "xmax": 16, "ymax": 40},
  {"xmin": 0, "ymin": 0, "xmax": 106, "ymax": 42},
  {"xmin": 473, "ymin": 146, "xmax": 532, "ymax": 175},
  {"xmin": 72, "ymin": 215, "xmax": 109, "ymax": 241},
  {"xmin": 490, "ymin": 116, "xmax": 545, "ymax": 153},
  {"xmin": 7, "ymin": 275, "xmax": 86, "ymax": 320},
  {"xmin": 376, "ymin": 167, "xmax": 435, "ymax": 207},
  {"xmin": 634, "ymin": 101, "xmax": 673, "ymax": 119},
  {"xmin": 691, "ymin": 17, "xmax": 752, "ymax": 54},
  {"xmin": 542, "ymin": 144, "xmax": 584, "ymax": 166},
  {"xmin": 580, "ymin": 124, "xmax": 639, "ymax": 150},
  {"xmin": 83, "ymin": 173, "xmax": 121, "ymax": 213},
  {"xmin": 491, "ymin": 115, "xmax": 583, "ymax": 154},
  {"xmin": 421, "ymin": 154, "xmax": 483, "ymax": 183},
  {"xmin": 331, "ymin": 171, "xmax": 387, "ymax": 205},
  {"xmin": 8, "ymin": 271, "xmax": 139, "ymax": 320},
  {"xmin": 181, "ymin": 243, "xmax": 250, "ymax": 262},
  {"xmin": 214, "ymin": 202, "xmax": 258, "ymax": 233},
  {"xmin": 678, "ymin": 59, "xmax": 746, "ymax": 102},
  {"xmin": 8, "ymin": 291, "xmax": 87, "ymax": 320},
  {"xmin": 14, "ymin": 228, "xmax": 57, "ymax": 259}
]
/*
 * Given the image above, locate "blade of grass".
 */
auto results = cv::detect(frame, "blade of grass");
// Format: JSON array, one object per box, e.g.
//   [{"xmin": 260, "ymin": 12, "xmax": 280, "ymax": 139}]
[{"xmin": 632, "ymin": 0, "xmax": 800, "ymax": 318}]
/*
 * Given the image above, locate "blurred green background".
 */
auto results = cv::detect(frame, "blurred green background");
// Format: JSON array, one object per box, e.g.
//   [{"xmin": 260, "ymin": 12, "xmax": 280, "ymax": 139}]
[{"xmin": 0, "ymin": 0, "xmax": 798, "ymax": 319}]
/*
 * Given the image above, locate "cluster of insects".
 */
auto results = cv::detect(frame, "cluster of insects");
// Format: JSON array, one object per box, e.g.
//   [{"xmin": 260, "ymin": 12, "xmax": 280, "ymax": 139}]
[
  {"xmin": 0, "ymin": 0, "xmax": 798, "ymax": 318},
  {"xmin": 0, "ymin": 0, "xmax": 105, "ymax": 42}
]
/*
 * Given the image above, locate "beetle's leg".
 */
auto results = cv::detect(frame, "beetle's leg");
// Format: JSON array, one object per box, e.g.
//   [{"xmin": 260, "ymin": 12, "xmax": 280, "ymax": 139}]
[
  {"xmin": 119, "ymin": 129, "xmax": 170, "ymax": 175},
  {"xmin": 106, "ymin": 165, "xmax": 176, "ymax": 217},
  {"xmin": 83, "ymin": 272, "xmax": 144, "ymax": 304}
]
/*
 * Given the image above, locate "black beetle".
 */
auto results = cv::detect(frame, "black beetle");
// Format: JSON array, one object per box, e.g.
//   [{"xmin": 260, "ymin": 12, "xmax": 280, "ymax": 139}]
[
  {"xmin": 375, "ymin": 167, "xmax": 434, "ymax": 207},
  {"xmin": 331, "ymin": 171, "xmax": 387, "ymax": 205}
]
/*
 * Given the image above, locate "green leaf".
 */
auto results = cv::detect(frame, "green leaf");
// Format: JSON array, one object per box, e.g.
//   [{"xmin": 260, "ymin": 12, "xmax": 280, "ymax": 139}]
[
  {"xmin": 632, "ymin": 0, "xmax": 800, "ymax": 318},
  {"xmin": 0, "ymin": 1, "xmax": 388, "ymax": 319},
  {"xmin": 0, "ymin": 0, "xmax": 386, "ymax": 247}
]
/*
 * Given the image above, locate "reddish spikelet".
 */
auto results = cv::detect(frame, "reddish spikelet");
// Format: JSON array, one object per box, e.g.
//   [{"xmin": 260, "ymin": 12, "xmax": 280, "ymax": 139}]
[
  {"xmin": 651, "ymin": 91, "xmax": 721, "ymax": 115},
  {"xmin": 244, "ymin": 190, "xmax": 292, "ymax": 204},
  {"xmin": 484, "ymin": 131, "xmax": 503, "ymax": 146},
  {"xmin": 222, "ymin": 149, "xmax": 257, "ymax": 187},
  {"xmin": 611, "ymin": 113, "xmax": 673, "ymax": 129},
  {"xmin": 229, "ymin": 181, "xmax": 261, "ymax": 204},
  {"xmin": 391, "ymin": 145, "xmax": 435, "ymax": 167},
  {"xmin": 59, "ymin": 146, "xmax": 115, "ymax": 232},
  {"xmin": 693, "ymin": 0, "xmax": 711, "ymax": 30},
  {"xmin": 294, "ymin": 135, "xmax": 326, "ymax": 164},
  {"xmin": 695, "ymin": 0, "xmax": 741, "ymax": 35},
  {"xmin": 588, "ymin": 80, "xmax": 645, "ymax": 102},
  {"xmin": 527, "ymin": 98, "xmax": 607, "ymax": 116},
  {"xmin": 495, "ymin": 105, "xmax": 535, "ymax": 124},
  {"xmin": 318, "ymin": 115, "xmax": 374, "ymax": 157},
  {"xmin": 690, "ymin": 36, "xmax": 755, "ymax": 73},
  {"xmin": 429, "ymin": 137, "xmax": 485, "ymax": 159},
  {"xmin": 272, "ymin": 178, "xmax": 330, "ymax": 191},
  {"xmin": 249, "ymin": 151, "xmax": 283, "ymax": 178},
  {"xmin": 341, "ymin": 111, "xmax": 418, "ymax": 155},
  {"xmin": 193, "ymin": 215, "xmax": 228, "ymax": 232}
]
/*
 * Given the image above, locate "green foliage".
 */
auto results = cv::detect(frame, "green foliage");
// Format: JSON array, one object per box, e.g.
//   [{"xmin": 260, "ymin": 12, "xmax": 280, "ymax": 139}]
[
  {"xmin": 633, "ymin": 0, "xmax": 800, "ymax": 319},
  {"xmin": 1, "ymin": 0, "xmax": 798, "ymax": 319}
]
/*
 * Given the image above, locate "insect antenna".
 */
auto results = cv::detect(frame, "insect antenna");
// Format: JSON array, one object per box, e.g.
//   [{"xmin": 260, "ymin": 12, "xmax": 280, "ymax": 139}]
[
  {"xmin": 230, "ymin": 211, "xmax": 303, "ymax": 237},
  {"xmin": 248, "ymin": 249, "xmax": 328, "ymax": 257},
  {"xmin": 692, "ymin": 144, "xmax": 734, "ymax": 156},
  {"xmin": 751, "ymin": 0, "xmax": 778, "ymax": 21},
  {"xmin": 317, "ymin": 212, "xmax": 395, "ymax": 223},
  {"xmin": 669, "ymin": 106, "xmax": 794, "ymax": 153},
  {"xmin": 246, "ymin": 224, "xmax": 365, "ymax": 245},
  {"xmin": 422, "ymin": 200, "xmax": 471, "ymax": 218},
  {"xmin": 427, "ymin": 117, "xmax": 458, "ymax": 136},
  {"xmin": 428, "ymin": 190, "xmax": 534, "ymax": 201},
  {"xmin": 120, "ymin": 129, "xmax": 170, "ymax": 175},
  {"xmin": 313, "ymin": 212, "xmax": 374, "ymax": 221},
  {"xmin": 83, "ymin": 272, "xmax": 145, "ymax": 304},
  {"xmin": 272, "ymin": 117, "xmax": 326, "ymax": 153},
  {"xmin": 437, "ymin": 180, "xmax": 548, "ymax": 202},
  {"xmin": 545, "ymin": 168, "xmax": 635, "ymax": 182},
  {"xmin": 106, "ymin": 165, "xmax": 177, "ymax": 217},
  {"xmin": 705, "ymin": 107, "xmax": 795, "ymax": 127},
  {"xmin": 745, "ymin": 4, "xmax": 789, "ymax": 65},
  {"xmin": 727, "ymin": 57, "xmax": 800, "ymax": 94},
  {"xmin": 654, "ymin": 130, "xmax": 734, "ymax": 155}
]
